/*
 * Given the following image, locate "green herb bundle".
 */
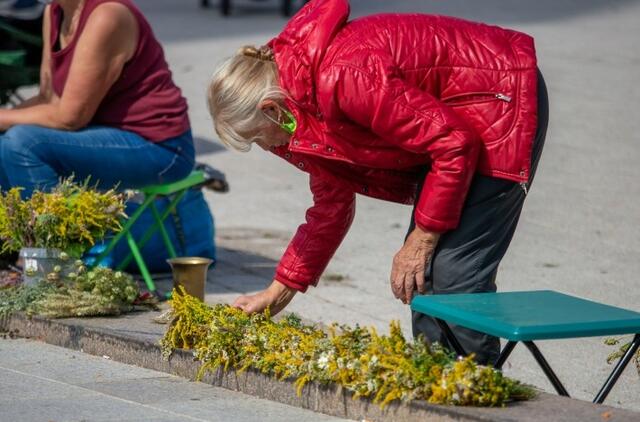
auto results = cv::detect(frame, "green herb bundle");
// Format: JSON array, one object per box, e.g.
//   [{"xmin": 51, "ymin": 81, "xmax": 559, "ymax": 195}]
[
  {"xmin": 0, "ymin": 266, "xmax": 139, "ymax": 319},
  {"xmin": 161, "ymin": 290, "xmax": 534, "ymax": 407},
  {"xmin": 0, "ymin": 280, "xmax": 55, "ymax": 318},
  {"xmin": 605, "ymin": 337, "xmax": 640, "ymax": 376}
]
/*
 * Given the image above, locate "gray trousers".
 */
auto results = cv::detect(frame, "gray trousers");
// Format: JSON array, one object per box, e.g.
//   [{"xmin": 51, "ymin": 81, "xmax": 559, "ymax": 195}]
[{"xmin": 409, "ymin": 69, "xmax": 549, "ymax": 365}]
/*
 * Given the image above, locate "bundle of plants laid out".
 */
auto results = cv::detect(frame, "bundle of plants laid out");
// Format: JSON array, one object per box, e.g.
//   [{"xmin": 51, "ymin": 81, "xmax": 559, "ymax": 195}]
[
  {"xmin": 605, "ymin": 337, "xmax": 640, "ymax": 377},
  {"xmin": 0, "ymin": 262, "xmax": 154, "ymax": 319},
  {"xmin": 161, "ymin": 289, "xmax": 535, "ymax": 407},
  {"xmin": 0, "ymin": 177, "xmax": 126, "ymax": 258}
]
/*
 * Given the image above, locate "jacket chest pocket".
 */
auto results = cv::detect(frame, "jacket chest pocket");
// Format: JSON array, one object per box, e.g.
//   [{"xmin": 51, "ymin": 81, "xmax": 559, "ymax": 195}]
[{"xmin": 443, "ymin": 92, "xmax": 515, "ymax": 144}]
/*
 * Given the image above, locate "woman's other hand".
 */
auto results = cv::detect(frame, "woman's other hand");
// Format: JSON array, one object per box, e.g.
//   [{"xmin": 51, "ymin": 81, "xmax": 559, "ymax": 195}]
[
  {"xmin": 391, "ymin": 227, "xmax": 440, "ymax": 304},
  {"xmin": 232, "ymin": 279, "xmax": 297, "ymax": 315}
]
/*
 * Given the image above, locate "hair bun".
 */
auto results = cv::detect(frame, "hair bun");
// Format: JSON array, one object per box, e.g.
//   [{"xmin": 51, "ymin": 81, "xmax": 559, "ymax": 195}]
[{"xmin": 239, "ymin": 45, "xmax": 274, "ymax": 61}]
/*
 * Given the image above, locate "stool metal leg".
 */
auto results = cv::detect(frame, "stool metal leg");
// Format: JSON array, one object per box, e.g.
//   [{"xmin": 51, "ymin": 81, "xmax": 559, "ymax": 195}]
[
  {"xmin": 93, "ymin": 194, "xmax": 156, "ymax": 267},
  {"xmin": 523, "ymin": 341, "xmax": 569, "ymax": 396},
  {"xmin": 150, "ymin": 202, "xmax": 177, "ymax": 258},
  {"xmin": 125, "ymin": 231, "xmax": 156, "ymax": 294},
  {"xmin": 594, "ymin": 333, "xmax": 640, "ymax": 404},
  {"xmin": 118, "ymin": 190, "xmax": 188, "ymax": 269},
  {"xmin": 435, "ymin": 318, "xmax": 467, "ymax": 357},
  {"xmin": 494, "ymin": 341, "xmax": 518, "ymax": 370}
]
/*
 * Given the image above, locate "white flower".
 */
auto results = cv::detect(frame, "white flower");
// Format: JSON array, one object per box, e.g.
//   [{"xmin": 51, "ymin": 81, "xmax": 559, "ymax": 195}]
[{"xmin": 317, "ymin": 353, "xmax": 329, "ymax": 370}]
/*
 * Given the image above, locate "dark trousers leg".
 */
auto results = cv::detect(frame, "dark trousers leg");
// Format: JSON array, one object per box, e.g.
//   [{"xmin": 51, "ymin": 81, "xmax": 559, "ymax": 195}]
[{"xmin": 409, "ymin": 69, "xmax": 549, "ymax": 365}]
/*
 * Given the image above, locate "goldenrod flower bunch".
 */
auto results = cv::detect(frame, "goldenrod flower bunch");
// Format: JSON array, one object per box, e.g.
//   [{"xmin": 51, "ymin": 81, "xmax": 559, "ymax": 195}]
[
  {"xmin": 0, "ymin": 178, "xmax": 125, "ymax": 257},
  {"xmin": 161, "ymin": 290, "xmax": 534, "ymax": 407}
]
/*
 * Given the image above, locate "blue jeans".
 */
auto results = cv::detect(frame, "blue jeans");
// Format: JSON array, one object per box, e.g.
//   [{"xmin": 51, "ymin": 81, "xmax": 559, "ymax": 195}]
[{"xmin": 0, "ymin": 125, "xmax": 195, "ymax": 196}]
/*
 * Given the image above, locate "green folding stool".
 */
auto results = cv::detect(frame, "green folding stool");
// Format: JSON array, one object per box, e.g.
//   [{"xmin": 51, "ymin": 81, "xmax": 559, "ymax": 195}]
[
  {"xmin": 411, "ymin": 290, "xmax": 640, "ymax": 404},
  {"xmin": 91, "ymin": 170, "xmax": 207, "ymax": 298}
]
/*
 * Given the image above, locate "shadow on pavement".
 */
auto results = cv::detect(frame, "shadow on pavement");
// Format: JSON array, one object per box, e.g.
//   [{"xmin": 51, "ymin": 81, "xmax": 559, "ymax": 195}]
[
  {"xmin": 148, "ymin": 246, "xmax": 277, "ymax": 296},
  {"xmin": 194, "ymin": 136, "xmax": 226, "ymax": 156},
  {"xmin": 208, "ymin": 246, "xmax": 277, "ymax": 293}
]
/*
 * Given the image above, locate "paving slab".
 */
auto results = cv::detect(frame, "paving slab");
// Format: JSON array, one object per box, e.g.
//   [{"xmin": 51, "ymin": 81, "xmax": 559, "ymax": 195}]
[{"xmin": 0, "ymin": 338, "xmax": 348, "ymax": 422}]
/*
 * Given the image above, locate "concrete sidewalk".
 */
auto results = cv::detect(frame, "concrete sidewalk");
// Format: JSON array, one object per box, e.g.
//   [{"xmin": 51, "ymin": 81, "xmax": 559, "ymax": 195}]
[
  {"xmin": 0, "ymin": 338, "xmax": 348, "ymax": 422},
  {"xmin": 3, "ymin": 306, "xmax": 640, "ymax": 422},
  {"xmin": 2, "ymin": 234, "xmax": 638, "ymax": 420}
]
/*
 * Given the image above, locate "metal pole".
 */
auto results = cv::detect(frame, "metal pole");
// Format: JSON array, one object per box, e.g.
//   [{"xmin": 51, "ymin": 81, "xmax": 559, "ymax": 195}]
[
  {"xmin": 524, "ymin": 341, "xmax": 569, "ymax": 396},
  {"xmin": 594, "ymin": 333, "xmax": 640, "ymax": 404},
  {"xmin": 435, "ymin": 318, "xmax": 467, "ymax": 357}
]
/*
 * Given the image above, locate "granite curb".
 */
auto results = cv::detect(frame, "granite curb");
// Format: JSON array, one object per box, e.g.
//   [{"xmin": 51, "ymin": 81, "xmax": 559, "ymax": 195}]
[{"xmin": 1, "ymin": 313, "xmax": 638, "ymax": 422}]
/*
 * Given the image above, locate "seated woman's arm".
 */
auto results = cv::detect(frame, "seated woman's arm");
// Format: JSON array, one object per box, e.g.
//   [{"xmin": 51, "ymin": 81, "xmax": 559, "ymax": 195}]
[
  {"xmin": 0, "ymin": 3, "xmax": 138, "ymax": 130},
  {"xmin": 13, "ymin": 5, "xmax": 54, "ymax": 110}
]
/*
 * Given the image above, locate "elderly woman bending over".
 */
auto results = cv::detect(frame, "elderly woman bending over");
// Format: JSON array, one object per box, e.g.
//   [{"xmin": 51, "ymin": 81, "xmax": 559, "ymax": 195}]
[{"xmin": 208, "ymin": 0, "xmax": 548, "ymax": 365}]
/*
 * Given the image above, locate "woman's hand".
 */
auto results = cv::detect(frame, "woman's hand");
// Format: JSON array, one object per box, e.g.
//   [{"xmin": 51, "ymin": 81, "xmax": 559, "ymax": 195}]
[
  {"xmin": 390, "ymin": 227, "xmax": 440, "ymax": 304},
  {"xmin": 232, "ymin": 279, "xmax": 297, "ymax": 315}
]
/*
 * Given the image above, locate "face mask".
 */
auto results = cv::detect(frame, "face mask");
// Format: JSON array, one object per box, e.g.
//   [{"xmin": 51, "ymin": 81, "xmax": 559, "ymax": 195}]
[
  {"xmin": 263, "ymin": 106, "xmax": 297, "ymax": 135},
  {"xmin": 280, "ymin": 110, "xmax": 297, "ymax": 135}
]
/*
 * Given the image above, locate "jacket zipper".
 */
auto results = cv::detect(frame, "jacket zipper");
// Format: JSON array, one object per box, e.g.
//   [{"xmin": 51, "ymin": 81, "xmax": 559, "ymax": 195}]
[
  {"xmin": 443, "ymin": 92, "xmax": 512, "ymax": 105},
  {"xmin": 442, "ymin": 91, "xmax": 524, "ymax": 192}
]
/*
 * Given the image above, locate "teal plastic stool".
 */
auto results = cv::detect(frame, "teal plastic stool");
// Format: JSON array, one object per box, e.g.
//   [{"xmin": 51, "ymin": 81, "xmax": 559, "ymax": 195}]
[
  {"xmin": 91, "ymin": 170, "xmax": 207, "ymax": 298},
  {"xmin": 411, "ymin": 290, "xmax": 640, "ymax": 404}
]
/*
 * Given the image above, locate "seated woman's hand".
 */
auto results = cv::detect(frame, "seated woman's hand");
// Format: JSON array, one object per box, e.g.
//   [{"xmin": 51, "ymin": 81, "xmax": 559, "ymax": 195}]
[{"xmin": 232, "ymin": 279, "xmax": 297, "ymax": 316}]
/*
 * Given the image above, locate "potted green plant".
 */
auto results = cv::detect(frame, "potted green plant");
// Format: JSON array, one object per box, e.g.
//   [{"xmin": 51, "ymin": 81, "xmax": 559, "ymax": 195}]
[{"xmin": 0, "ymin": 178, "xmax": 125, "ymax": 284}]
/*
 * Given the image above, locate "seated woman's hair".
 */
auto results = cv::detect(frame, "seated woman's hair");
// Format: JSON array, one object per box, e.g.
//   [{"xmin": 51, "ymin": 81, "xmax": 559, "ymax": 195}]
[{"xmin": 208, "ymin": 45, "xmax": 282, "ymax": 152}]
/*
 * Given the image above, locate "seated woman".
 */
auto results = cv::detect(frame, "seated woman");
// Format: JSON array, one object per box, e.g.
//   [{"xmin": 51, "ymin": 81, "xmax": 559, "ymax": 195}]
[{"xmin": 0, "ymin": 0, "xmax": 193, "ymax": 196}]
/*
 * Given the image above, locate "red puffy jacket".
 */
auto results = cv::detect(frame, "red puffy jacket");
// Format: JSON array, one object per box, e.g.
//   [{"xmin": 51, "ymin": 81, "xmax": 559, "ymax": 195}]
[{"xmin": 268, "ymin": 0, "xmax": 538, "ymax": 292}]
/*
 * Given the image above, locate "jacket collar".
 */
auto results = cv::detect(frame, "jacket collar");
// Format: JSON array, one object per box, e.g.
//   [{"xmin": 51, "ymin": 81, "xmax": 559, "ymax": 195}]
[{"xmin": 268, "ymin": 0, "xmax": 350, "ymax": 114}]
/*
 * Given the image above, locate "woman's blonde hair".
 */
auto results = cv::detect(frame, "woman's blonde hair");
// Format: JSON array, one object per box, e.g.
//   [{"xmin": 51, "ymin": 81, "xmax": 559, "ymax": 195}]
[{"xmin": 208, "ymin": 45, "xmax": 283, "ymax": 152}]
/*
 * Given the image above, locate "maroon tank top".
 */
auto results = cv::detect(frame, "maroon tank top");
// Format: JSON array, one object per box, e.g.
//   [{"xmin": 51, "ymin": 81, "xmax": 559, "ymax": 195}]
[{"xmin": 50, "ymin": 0, "xmax": 190, "ymax": 142}]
